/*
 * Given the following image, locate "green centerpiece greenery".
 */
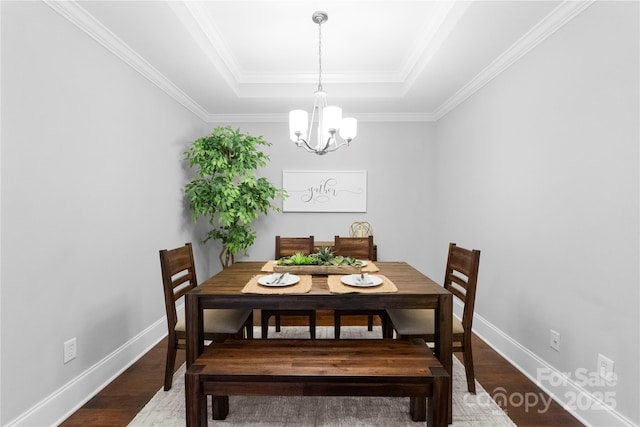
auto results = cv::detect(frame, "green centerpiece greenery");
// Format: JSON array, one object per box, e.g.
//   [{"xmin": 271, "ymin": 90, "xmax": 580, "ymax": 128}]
[
  {"xmin": 276, "ymin": 247, "xmax": 363, "ymax": 267},
  {"xmin": 184, "ymin": 126, "xmax": 285, "ymax": 268}
]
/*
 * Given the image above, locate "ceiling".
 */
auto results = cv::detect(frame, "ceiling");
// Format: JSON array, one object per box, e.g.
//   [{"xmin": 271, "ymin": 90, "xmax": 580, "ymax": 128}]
[{"xmin": 47, "ymin": 1, "xmax": 593, "ymax": 122}]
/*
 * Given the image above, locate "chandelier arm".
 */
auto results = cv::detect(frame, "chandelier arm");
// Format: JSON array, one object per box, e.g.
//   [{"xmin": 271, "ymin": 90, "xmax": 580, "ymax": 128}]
[
  {"xmin": 295, "ymin": 137, "xmax": 328, "ymax": 155},
  {"xmin": 322, "ymin": 138, "xmax": 350, "ymax": 153},
  {"xmin": 295, "ymin": 135, "xmax": 350, "ymax": 155},
  {"xmin": 320, "ymin": 131, "xmax": 334, "ymax": 153}
]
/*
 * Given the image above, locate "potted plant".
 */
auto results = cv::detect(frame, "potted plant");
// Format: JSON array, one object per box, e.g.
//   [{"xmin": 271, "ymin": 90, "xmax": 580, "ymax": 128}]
[{"xmin": 184, "ymin": 126, "xmax": 285, "ymax": 268}]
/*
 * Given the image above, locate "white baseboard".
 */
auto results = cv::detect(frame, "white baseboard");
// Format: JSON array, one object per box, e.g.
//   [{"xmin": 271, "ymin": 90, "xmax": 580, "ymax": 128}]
[
  {"xmin": 5, "ymin": 314, "xmax": 170, "ymax": 427},
  {"xmin": 463, "ymin": 301, "xmax": 636, "ymax": 427}
]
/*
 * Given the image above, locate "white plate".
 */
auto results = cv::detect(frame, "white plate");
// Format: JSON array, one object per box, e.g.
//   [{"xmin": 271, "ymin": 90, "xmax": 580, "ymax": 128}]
[
  {"xmin": 258, "ymin": 273, "xmax": 300, "ymax": 287},
  {"xmin": 340, "ymin": 274, "xmax": 383, "ymax": 288}
]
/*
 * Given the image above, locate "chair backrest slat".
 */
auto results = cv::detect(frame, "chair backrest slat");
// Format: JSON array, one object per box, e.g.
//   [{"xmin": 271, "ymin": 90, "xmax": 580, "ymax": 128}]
[
  {"xmin": 275, "ymin": 236, "xmax": 315, "ymax": 258},
  {"xmin": 447, "ymin": 284, "xmax": 467, "ymax": 303}
]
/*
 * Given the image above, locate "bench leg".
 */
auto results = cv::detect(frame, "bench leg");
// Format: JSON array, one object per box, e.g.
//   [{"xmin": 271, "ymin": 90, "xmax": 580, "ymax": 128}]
[
  {"xmin": 410, "ymin": 396, "xmax": 427, "ymax": 422},
  {"xmin": 185, "ymin": 371, "xmax": 206, "ymax": 427},
  {"xmin": 212, "ymin": 395, "xmax": 229, "ymax": 420},
  {"xmin": 410, "ymin": 396, "xmax": 426, "ymax": 422}
]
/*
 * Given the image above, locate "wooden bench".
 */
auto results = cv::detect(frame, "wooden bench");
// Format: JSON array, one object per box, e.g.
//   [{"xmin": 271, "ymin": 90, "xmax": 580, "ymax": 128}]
[{"xmin": 185, "ymin": 338, "xmax": 449, "ymax": 427}]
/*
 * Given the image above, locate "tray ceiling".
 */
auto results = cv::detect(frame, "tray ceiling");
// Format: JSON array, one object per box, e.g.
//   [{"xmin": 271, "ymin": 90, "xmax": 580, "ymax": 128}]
[{"xmin": 47, "ymin": 1, "xmax": 593, "ymax": 122}]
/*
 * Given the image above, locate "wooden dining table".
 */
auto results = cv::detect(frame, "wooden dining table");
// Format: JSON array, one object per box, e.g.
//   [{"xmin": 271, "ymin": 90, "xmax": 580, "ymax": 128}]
[{"xmin": 185, "ymin": 261, "xmax": 453, "ymax": 422}]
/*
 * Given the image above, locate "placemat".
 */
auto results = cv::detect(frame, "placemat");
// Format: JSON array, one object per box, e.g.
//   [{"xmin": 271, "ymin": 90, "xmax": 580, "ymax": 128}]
[
  {"xmin": 327, "ymin": 274, "xmax": 398, "ymax": 294},
  {"xmin": 362, "ymin": 261, "xmax": 379, "ymax": 273},
  {"xmin": 260, "ymin": 260, "xmax": 276, "ymax": 272},
  {"xmin": 241, "ymin": 274, "xmax": 313, "ymax": 294}
]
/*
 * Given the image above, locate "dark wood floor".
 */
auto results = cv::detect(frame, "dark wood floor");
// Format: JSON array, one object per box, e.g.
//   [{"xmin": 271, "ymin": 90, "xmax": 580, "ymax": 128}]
[{"xmin": 61, "ymin": 311, "xmax": 583, "ymax": 426}]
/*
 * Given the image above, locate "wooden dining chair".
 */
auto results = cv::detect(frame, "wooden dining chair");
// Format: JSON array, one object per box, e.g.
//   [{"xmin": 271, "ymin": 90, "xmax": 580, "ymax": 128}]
[
  {"xmin": 261, "ymin": 236, "xmax": 317, "ymax": 339},
  {"xmin": 332, "ymin": 235, "xmax": 387, "ymax": 338},
  {"xmin": 159, "ymin": 243, "xmax": 253, "ymax": 391},
  {"xmin": 386, "ymin": 242, "xmax": 481, "ymax": 393}
]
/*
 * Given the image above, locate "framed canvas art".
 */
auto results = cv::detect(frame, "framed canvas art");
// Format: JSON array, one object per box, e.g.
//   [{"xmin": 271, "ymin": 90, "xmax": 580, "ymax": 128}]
[{"xmin": 282, "ymin": 170, "xmax": 367, "ymax": 212}]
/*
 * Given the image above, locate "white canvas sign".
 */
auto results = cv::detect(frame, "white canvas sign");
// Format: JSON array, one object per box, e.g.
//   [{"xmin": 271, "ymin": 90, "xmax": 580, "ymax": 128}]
[{"xmin": 282, "ymin": 170, "xmax": 367, "ymax": 212}]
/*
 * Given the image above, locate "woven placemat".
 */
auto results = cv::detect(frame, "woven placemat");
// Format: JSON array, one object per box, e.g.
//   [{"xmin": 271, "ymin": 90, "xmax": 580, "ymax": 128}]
[
  {"xmin": 260, "ymin": 260, "xmax": 276, "ymax": 272},
  {"xmin": 362, "ymin": 261, "xmax": 379, "ymax": 273},
  {"xmin": 327, "ymin": 274, "xmax": 398, "ymax": 294},
  {"xmin": 241, "ymin": 274, "xmax": 313, "ymax": 294}
]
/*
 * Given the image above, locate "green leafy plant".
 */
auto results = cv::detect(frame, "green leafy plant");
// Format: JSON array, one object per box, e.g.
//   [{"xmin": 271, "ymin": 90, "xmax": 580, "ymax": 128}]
[
  {"xmin": 276, "ymin": 249, "xmax": 363, "ymax": 267},
  {"xmin": 291, "ymin": 253, "xmax": 314, "ymax": 265},
  {"xmin": 315, "ymin": 246, "xmax": 334, "ymax": 264},
  {"xmin": 184, "ymin": 126, "xmax": 285, "ymax": 267}
]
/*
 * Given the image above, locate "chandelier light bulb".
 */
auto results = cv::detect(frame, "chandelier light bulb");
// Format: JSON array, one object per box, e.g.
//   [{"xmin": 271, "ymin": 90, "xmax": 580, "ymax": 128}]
[
  {"xmin": 289, "ymin": 110, "xmax": 308, "ymax": 142},
  {"xmin": 339, "ymin": 117, "xmax": 357, "ymax": 142},
  {"xmin": 323, "ymin": 106, "xmax": 342, "ymax": 133}
]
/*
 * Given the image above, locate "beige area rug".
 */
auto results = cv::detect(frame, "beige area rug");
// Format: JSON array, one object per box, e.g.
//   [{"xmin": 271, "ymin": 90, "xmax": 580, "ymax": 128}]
[{"xmin": 130, "ymin": 327, "xmax": 516, "ymax": 426}]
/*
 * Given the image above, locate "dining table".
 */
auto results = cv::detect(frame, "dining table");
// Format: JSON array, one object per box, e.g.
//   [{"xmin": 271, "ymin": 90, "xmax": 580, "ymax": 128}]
[{"xmin": 185, "ymin": 261, "xmax": 453, "ymax": 422}]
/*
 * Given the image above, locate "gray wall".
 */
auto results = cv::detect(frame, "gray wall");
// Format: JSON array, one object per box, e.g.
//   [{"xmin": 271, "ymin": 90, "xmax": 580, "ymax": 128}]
[
  {"xmin": 434, "ymin": 2, "xmax": 638, "ymax": 424},
  {"xmin": 1, "ymin": 1, "xmax": 638, "ymax": 426},
  {"xmin": 0, "ymin": 2, "xmax": 209, "ymax": 424}
]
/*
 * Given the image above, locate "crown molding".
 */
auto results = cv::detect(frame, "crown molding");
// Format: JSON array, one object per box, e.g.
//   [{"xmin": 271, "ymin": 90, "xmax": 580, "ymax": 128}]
[
  {"xmin": 166, "ymin": 1, "xmax": 241, "ymax": 95},
  {"xmin": 433, "ymin": 0, "xmax": 596, "ymax": 120},
  {"xmin": 355, "ymin": 112, "xmax": 437, "ymax": 123},
  {"xmin": 43, "ymin": 0, "xmax": 210, "ymax": 121},
  {"xmin": 400, "ymin": 0, "xmax": 471, "ymax": 95},
  {"xmin": 205, "ymin": 112, "xmax": 437, "ymax": 124}
]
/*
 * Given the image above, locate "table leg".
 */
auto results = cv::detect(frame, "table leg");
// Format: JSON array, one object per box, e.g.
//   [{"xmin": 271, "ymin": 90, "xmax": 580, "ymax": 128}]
[
  {"xmin": 436, "ymin": 293, "xmax": 453, "ymax": 424},
  {"xmin": 186, "ymin": 293, "xmax": 204, "ymax": 368},
  {"xmin": 432, "ymin": 372, "xmax": 449, "ymax": 427},
  {"xmin": 185, "ymin": 366, "xmax": 206, "ymax": 427}
]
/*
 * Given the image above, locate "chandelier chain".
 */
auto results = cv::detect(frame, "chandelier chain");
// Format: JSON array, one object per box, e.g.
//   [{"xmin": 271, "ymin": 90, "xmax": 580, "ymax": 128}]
[{"xmin": 317, "ymin": 20, "xmax": 323, "ymax": 92}]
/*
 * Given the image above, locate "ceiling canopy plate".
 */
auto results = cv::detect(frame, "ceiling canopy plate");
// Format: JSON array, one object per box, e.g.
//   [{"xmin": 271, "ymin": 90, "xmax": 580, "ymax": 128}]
[{"xmin": 312, "ymin": 11, "xmax": 328, "ymax": 25}]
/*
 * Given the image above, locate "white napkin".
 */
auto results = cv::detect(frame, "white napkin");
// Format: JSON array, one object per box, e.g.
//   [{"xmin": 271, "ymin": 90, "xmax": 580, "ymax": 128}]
[{"xmin": 356, "ymin": 273, "xmax": 372, "ymax": 285}]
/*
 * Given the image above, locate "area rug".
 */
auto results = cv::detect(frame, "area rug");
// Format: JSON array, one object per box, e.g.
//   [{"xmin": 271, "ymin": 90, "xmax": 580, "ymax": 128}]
[{"xmin": 129, "ymin": 327, "xmax": 515, "ymax": 426}]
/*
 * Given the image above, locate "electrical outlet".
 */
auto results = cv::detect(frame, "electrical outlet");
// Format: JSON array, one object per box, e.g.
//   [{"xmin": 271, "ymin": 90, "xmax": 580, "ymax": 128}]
[
  {"xmin": 597, "ymin": 353, "xmax": 614, "ymax": 381},
  {"xmin": 549, "ymin": 329, "xmax": 560, "ymax": 351},
  {"xmin": 63, "ymin": 338, "xmax": 77, "ymax": 364}
]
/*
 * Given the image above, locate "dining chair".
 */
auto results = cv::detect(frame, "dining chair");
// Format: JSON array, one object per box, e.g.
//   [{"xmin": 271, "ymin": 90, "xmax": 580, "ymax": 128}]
[
  {"xmin": 386, "ymin": 242, "xmax": 481, "ymax": 393},
  {"xmin": 159, "ymin": 243, "xmax": 253, "ymax": 391},
  {"xmin": 261, "ymin": 236, "xmax": 317, "ymax": 339},
  {"xmin": 332, "ymin": 235, "xmax": 388, "ymax": 338}
]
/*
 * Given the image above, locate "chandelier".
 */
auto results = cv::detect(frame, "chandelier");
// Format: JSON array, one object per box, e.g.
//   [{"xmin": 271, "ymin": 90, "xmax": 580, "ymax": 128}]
[{"xmin": 289, "ymin": 11, "xmax": 357, "ymax": 155}]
